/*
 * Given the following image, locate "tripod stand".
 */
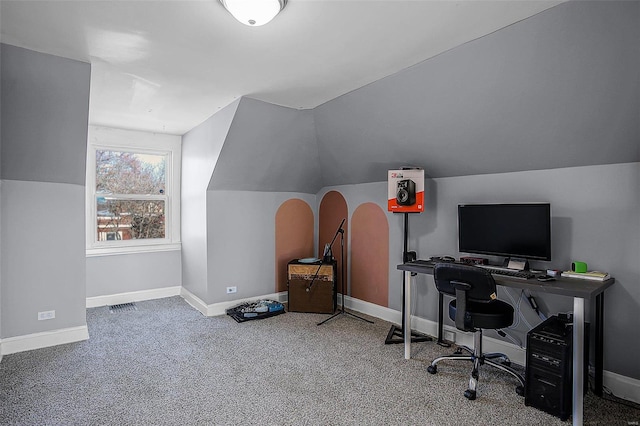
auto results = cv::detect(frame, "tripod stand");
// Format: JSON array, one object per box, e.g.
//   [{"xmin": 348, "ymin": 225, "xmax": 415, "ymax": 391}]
[
  {"xmin": 318, "ymin": 219, "xmax": 373, "ymax": 326},
  {"xmin": 385, "ymin": 212, "xmax": 431, "ymax": 344}
]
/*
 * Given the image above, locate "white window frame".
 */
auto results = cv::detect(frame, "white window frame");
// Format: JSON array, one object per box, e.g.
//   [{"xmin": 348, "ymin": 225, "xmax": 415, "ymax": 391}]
[{"xmin": 86, "ymin": 126, "xmax": 181, "ymax": 256}]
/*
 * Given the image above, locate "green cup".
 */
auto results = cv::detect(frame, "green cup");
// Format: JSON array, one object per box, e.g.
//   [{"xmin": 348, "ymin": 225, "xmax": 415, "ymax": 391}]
[{"xmin": 571, "ymin": 261, "xmax": 588, "ymax": 273}]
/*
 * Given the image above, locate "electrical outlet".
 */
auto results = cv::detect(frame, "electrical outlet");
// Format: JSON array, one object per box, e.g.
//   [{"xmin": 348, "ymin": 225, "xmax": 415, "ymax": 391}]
[
  {"xmin": 443, "ymin": 330, "xmax": 456, "ymax": 343},
  {"xmin": 38, "ymin": 310, "xmax": 55, "ymax": 321},
  {"xmin": 226, "ymin": 286, "xmax": 237, "ymax": 294}
]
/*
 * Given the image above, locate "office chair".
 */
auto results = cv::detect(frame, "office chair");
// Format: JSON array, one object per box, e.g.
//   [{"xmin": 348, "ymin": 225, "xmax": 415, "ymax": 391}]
[{"xmin": 426, "ymin": 263, "xmax": 525, "ymax": 400}]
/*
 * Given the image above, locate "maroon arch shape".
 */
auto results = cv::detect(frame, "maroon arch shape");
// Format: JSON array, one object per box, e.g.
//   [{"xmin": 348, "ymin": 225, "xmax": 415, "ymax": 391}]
[
  {"xmin": 319, "ymin": 191, "xmax": 349, "ymax": 294},
  {"xmin": 275, "ymin": 199, "xmax": 314, "ymax": 293},
  {"xmin": 350, "ymin": 203, "xmax": 389, "ymax": 307}
]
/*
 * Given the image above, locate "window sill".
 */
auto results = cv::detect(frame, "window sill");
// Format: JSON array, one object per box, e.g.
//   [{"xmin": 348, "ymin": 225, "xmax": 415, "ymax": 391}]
[{"xmin": 86, "ymin": 242, "xmax": 181, "ymax": 257}]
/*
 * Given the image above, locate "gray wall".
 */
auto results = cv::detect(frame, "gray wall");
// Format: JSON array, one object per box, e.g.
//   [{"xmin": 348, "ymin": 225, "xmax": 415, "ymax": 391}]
[
  {"xmin": 1, "ymin": 44, "xmax": 89, "ymax": 338},
  {"xmin": 181, "ymin": 99, "xmax": 239, "ymax": 302},
  {"xmin": 313, "ymin": 1, "xmax": 639, "ymax": 184},
  {"xmin": 1, "ymin": 181, "xmax": 86, "ymax": 336},
  {"xmin": 318, "ymin": 162, "xmax": 639, "ymax": 380},
  {"xmin": 416, "ymin": 163, "xmax": 639, "ymax": 380},
  {"xmin": 206, "ymin": 190, "xmax": 316, "ymax": 304},
  {"xmin": 1, "ymin": 44, "xmax": 89, "ymax": 185},
  {"xmin": 209, "ymin": 97, "xmax": 322, "ymax": 193},
  {"xmin": 183, "ymin": 97, "xmax": 321, "ymax": 305},
  {"xmin": 86, "ymin": 251, "xmax": 181, "ymax": 298}
]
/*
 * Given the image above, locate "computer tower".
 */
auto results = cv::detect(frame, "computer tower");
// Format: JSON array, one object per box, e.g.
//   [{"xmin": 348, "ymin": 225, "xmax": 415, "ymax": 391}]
[{"xmin": 524, "ymin": 316, "xmax": 589, "ymax": 421}]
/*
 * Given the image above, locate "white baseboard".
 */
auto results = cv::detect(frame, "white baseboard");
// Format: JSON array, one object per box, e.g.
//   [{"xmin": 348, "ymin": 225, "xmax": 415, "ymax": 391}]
[
  {"xmin": 0, "ymin": 326, "xmax": 89, "ymax": 356},
  {"xmin": 180, "ymin": 287, "xmax": 210, "ymax": 316},
  {"xmin": 344, "ymin": 295, "xmax": 401, "ymax": 324},
  {"xmin": 86, "ymin": 286, "xmax": 182, "ymax": 308},
  {"xmin": 603, "ymin": 370, "xmax": 640, "ymax": 405},
  {"xmin": 180, "ymin": 287, "xmax": 288, "ymax": 317}
]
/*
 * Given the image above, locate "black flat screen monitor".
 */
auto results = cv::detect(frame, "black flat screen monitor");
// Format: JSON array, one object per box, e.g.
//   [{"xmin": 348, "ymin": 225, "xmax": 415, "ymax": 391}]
[{"xmin": 458, "ymin": 203, "xmax": 551, "ymax": 261}]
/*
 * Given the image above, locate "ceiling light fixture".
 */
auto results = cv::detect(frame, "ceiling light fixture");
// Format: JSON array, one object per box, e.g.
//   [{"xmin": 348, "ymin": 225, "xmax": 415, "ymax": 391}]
[{"xmin": 220, "ymin": 0, "xmax": 287, "ymax": 27}]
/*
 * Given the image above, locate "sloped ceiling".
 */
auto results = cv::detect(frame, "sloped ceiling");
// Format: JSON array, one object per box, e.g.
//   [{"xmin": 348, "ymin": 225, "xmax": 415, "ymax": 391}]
[
  {"xmin": 203, "ymin": 1, "xmax": 639, "ymax": 192},
  {"xmin": 2, "ymin": 1, "xmax": 638, "ymax": 191},
  {"xmin": 208, "ymin": 97, "xmax": 322, "ymax": 192},
  {"xmin": 314, "ymin": 0, "xmax": 640, "ymax": 183},
  {"xmin": 0, "ymin": 0, "xmax": 563, "ymax": 135}
]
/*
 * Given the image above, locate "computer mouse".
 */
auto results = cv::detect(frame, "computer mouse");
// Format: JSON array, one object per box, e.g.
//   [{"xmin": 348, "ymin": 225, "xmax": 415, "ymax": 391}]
[{"xmin": 536, "ymin": 275, "xmax": 555, "ymax": 282}]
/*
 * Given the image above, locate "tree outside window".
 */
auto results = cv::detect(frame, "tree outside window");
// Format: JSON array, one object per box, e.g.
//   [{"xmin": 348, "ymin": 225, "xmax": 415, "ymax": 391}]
[{"xmin": 95, "ymin": 150, "xmax": 167, "ymax": 241}]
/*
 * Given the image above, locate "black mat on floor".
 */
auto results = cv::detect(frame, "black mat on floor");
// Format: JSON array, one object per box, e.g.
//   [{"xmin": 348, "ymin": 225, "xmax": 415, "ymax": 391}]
[{"xmin": 226, "ymin": 300, "xmax": 285, "ymax": 323}]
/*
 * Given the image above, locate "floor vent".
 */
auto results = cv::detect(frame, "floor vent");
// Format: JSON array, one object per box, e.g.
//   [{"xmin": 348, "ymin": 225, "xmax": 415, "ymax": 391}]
[{"xmin": 109, "ymin": 302, "xmax": 138, "ymax": 313}]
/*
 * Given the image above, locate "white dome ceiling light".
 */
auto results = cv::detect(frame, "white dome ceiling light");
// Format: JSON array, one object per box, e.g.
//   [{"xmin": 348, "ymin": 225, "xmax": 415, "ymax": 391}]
[{"xmin": 220, "ymin": 0, "xmax": 287, "ymax": 26}]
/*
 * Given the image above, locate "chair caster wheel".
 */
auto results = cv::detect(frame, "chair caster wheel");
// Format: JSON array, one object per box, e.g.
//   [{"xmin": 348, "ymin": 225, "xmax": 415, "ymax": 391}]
[
  {"xmin": 516, "ymin": 385, "xmax": 525, "ymax": 396},
  {"xmin": 464, "ymin": 389, "xmax": 476, "ymax": 400},
  {"xmin": 427, "ymin": 365, "xmax": 437, "ymax": 374}
]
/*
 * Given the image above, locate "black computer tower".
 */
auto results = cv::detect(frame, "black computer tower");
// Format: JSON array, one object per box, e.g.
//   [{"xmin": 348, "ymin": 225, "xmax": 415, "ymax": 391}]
[{"xmin": 524, "ymin": 316, "xmax": 589, "ymax": 421}]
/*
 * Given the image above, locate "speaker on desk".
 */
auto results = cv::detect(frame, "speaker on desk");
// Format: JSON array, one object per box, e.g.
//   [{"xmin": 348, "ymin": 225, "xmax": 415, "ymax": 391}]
[{"xmin": 525, "ymin": 315, "xmax": 589, "ymax": 421}]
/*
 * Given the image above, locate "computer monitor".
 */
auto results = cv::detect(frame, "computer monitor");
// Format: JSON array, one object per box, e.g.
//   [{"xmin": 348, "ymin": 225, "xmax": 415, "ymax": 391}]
[{"xmin": 458, "ymin": 203, "xmax": 551, "ymax": 262}]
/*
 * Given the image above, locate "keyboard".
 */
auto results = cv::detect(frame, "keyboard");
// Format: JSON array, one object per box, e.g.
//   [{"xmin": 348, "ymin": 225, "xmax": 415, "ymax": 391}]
[
  {"xmin": 406, "ymin": 260, "xmax": 535, "ymax": 279},
  {"xmin": 479, "ymin": 266, "xmax": 535, "ymax": 279}
]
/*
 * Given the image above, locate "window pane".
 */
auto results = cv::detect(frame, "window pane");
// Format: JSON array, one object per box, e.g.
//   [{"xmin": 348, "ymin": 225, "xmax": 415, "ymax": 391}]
[
  {"xmin": 96, "ymin": 150, "xmax": 166, "ymax": 195},
  {"xmin": 97, "ymin": 198, "xmax": 165, "ymax": 240}
]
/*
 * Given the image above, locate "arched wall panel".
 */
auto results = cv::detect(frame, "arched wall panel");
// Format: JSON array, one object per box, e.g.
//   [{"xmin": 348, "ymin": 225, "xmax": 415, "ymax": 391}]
[
  {"xmin": 275, "ymin": 199, "xmax": 314, "ymax": 292},
  {"xmin": 319, "ymin": 191, "xmax": 348, "ymax": 294},
  {"xmin": 350, "ymin": 203, "xmax": 389, "ymax": 307}
]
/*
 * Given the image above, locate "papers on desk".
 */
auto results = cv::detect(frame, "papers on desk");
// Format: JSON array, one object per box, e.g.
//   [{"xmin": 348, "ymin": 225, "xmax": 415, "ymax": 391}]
[{"xmin": 560, "ymin": 270, "xmax": 610, "ymax": 281}]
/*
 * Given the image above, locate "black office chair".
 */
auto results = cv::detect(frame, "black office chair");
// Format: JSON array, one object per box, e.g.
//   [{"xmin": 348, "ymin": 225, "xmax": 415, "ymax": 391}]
[{"xmin": 427, "ymin": 263, "xmax": 525, "ymax": 400}]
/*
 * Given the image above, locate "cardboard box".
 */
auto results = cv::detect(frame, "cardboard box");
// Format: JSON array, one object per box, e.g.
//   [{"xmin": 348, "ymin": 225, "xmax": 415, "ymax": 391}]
[{"xmin": 387, "ymin": 168, "xmax": 425, "ymax": 213}]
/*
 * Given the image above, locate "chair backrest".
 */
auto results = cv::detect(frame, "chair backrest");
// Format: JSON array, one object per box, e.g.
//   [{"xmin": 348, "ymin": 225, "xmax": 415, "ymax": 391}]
[{"xmin": 433, "ymin": 263, "xmax": 497, "ymax": 302}]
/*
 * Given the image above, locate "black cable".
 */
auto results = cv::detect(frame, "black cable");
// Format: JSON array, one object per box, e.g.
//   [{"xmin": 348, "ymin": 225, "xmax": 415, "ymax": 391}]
[{"xmin": 526, "ymin": 293, "xmax": 540, "ymax": 316}]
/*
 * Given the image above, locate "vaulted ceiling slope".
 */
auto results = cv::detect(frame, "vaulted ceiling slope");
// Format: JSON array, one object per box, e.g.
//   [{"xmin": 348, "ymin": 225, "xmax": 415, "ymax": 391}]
[
  {"xmin": 198, "ymin": 1, "xmax": 639, "ymax": 192},
  {"xmin": 313, "ymin": 0, "xmax": 640, "ymax": 183},
  {"xmin": 208, "ymin": 98, "xmax": 322, "ymax": 193},
  {"xmin": 0, "ymin": 0, "xmax": 563, "ymax": 135}
]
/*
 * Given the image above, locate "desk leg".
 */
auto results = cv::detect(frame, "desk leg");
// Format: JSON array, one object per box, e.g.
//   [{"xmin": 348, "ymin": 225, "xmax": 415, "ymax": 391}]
[
  {"xmin": 438, "ymin": 293, "xmax": 444, "ymax": 342},
  {"xmin": 573, "ymin": 297, "xmax": 585, "ymax": 426},
  {"xmin": 595, "ymin": 293, "xmax": 604, "ymax": 397},
  {"xmin": 404, "ymin": 270, "xmax": 412, "ymax": 360}
]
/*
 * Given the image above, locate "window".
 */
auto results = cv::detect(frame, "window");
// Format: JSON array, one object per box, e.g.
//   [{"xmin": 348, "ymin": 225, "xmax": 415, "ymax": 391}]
[{"xmin": 86, "ymin": 127, "xmax": 181, "ymax": 255}]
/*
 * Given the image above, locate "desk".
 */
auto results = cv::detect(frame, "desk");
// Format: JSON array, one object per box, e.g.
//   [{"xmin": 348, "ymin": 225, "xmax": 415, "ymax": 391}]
[{"xmin": 397, "ymin": 261, "xmax": 615, "ymax": 426}]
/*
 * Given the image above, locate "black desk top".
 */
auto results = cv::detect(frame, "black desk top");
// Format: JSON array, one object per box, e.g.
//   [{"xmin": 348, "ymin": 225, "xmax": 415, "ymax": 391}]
[{"xmin": 398, "ymin": 260, "xmax": 615, "ymax": 300}]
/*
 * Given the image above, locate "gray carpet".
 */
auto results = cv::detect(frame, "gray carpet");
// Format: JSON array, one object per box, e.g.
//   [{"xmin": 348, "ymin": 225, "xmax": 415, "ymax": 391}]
[{"xmin": 1, "ymin": 296, "xmax": 638, "ymax": 425}]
